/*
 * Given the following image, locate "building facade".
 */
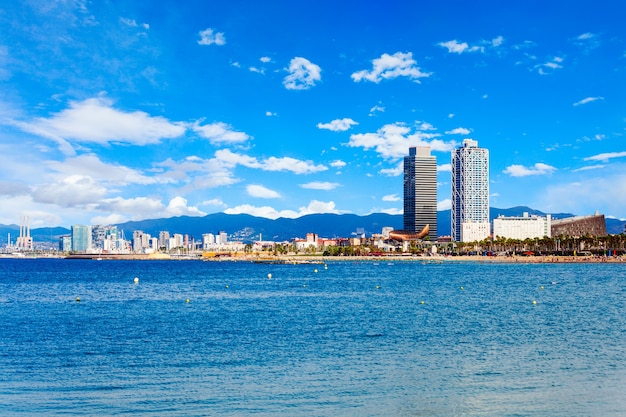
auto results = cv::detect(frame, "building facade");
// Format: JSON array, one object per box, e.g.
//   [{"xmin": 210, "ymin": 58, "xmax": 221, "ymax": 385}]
[
  {"xmin": 551, "ymin": 213, "xmax": 606, "ymax": 237},
  {"xmin": 452, "ymin": 139, "xmax": 490, "ymax": 242},
  {"xmin": 493, "ymin": 212, "xmax": 552, "ymax": 240},
  {"xmin": 403, "ymin": 146, "xmax": 437, "ymax": 240},
  {"xmin": 71, "ymin": 224, "xmax": 92, "ymax": 252}
]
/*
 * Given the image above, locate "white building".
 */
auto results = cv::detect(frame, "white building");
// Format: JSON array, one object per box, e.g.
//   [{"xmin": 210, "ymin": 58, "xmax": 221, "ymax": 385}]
[
  {"xmin": 461, "ymin": 222, "xmax": 492, "ymax": 243},
  {"xmin": 452, "ymin": 139, "xmax": 490, "ymax": 242},
  {"xmin": 493, "ymin": 212, "xmax": 551, "ymax": 240}
]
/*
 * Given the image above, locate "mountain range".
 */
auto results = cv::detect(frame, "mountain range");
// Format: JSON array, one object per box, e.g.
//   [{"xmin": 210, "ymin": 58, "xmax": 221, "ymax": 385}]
[{"xmin": 1, "ymin": 207, "xmax": 624, "ymax": 247}]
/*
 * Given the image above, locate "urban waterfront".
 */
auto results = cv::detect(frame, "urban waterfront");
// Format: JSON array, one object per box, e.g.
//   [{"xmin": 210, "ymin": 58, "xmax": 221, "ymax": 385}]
[{"xmin": 1, "ymin": 258, "xmax": 625, "ymax": 416}]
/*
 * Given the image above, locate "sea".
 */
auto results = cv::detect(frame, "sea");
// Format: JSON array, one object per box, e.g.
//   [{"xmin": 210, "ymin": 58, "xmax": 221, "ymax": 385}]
[{"xmin": 0, "ymin": 258, "xmax": 624, "ymax": 416}]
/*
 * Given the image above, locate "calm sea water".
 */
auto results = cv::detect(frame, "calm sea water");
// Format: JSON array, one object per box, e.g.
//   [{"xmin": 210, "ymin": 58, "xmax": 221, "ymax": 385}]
[{"xmin": 0, "ymin": 258, "xmax": 624, "ymax": 416}]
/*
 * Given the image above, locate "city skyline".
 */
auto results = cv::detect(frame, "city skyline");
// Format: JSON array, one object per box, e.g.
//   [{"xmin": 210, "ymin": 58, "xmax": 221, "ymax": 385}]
[{"xmin": 1, "ymin": 1, "xmax": 626, "ymax": 228}]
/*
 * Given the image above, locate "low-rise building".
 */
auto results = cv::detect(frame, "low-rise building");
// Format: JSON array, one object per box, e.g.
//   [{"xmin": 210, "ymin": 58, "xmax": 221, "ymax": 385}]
[{"xmin": 493, "ymin": 212, "xmax": 551, "ymax": 240}]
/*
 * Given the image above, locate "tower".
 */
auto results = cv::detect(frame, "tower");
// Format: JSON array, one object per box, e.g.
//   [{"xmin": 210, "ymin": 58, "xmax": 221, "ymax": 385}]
[
  {"xmin": 403, "ymin": 146, "xmax": 437, "ymax": 240},
  {"xmin": 451, "ymin": 139, "xmax": 490, "ymax": 242}
]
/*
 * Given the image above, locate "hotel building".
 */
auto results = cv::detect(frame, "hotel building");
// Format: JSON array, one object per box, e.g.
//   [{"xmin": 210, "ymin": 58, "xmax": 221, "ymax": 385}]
[{"xmin": 451, "ymin": 139, "xmax": 490, "ymax": 242}]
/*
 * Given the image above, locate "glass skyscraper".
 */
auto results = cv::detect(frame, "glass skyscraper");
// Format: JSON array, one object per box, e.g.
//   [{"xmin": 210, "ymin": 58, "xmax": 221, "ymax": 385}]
[
  {"xmin": 403, "ymin": 146, "xmax": 437, "ymax": 240},
  {"xmin": 71, "ymin": 224, "xmax": 92, "ymax": 252},
  {"xmin": 451, "ymin": 139, "xmax": 490, "ymax": 242}
]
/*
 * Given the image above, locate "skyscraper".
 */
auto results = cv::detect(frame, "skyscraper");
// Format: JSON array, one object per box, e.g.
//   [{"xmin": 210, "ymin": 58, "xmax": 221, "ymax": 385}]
[
  {"xmin": 403, "ymin": 146, "xmax": 437, "ymax": 240},
  {"xmin": 71, "ymin": 224, "xmax": 92, "ymax": 252},
  {"xmin": 451, "ymin": 139, "xmax": 490, "ymax": 242}
]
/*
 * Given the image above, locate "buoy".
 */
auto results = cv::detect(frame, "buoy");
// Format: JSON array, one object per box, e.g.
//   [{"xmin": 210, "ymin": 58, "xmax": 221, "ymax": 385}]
[
  {"xmin": 186, "ymin": 298, "xmax": 190, "ymax": 303},
  {"xmin": 541, "ymin": 285, "xmax": 544, "ymax": 290},
  {"xmin": 376, "ymin": 285, "xmax": 380, "ymax": 289},
  {"xmin": 134, "ymin": 277, "xmax": 139, "ymax": 284},
  {"xmin": 303, "ymin": 284, "xmax": 306, "ymax": 288},
  {"xmin": 225, "ymin": 285, "xmax": 229, "ymax": 289},
  {"xmin": 267, "ymin": 273, "xmax": 272, "ymax": 279},
  {"xmin": 420, "ymin": 300, "xmax": 425, "ymax": 304},
  {"xmin": 532, "ymin": 300, "xmax": 537, "ymax": 305},
  {"xmin": 76, "ymin": 297, "xmax": 80, "ymax": 302},
  {"xmin": 314, "ymin": 269, "xmax": 318, "ymax": 273},
  {"xmin": 460, "ymin": 286, "xmax": 465, "ymax": 291}
]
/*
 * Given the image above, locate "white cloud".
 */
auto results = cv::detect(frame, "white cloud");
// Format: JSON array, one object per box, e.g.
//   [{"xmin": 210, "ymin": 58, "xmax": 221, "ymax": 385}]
[
  {"xmin": 382, "ymin": 194, "xmax": 400, "ymax": 202},
  {"xmin": 369, "ymin": 104, "xmax": 385, "ymax": 116},
  {"xmin": 265, "ymin": 111, "xmax": 278, "ymax": 117},
  {"xmin": 32, "ymin": 175, "xmax": 107, "ymax": 207},
  {"xmin": 503, "ymin": 163, "xmax": 557, "ymax": 177},
  {"xmin": 16, "ymin": 96, "xmax": 186, "ymax": 152},
  {"xmin": 437, "ymin": 199, "xmax": 452, "ymax": 211},
  {"xmin": 379, "ymin": 207, "xmax": 403, "ymax": 215},
  {"xmin": 163, "ymin": 196, "xmax": 206, "ymax": 216},
  {"xmin": 45, "ymin": 154, "xmax": 157, "ymax": 186},
  {"xmin": 583, "ymin": 151, "xmax": 626, "ymax": 162},
  {"xmin": 317, "ymin": 118, "xmax": 358, "ymax": 132},
  {"xmin": 348, "ymin": 122, "xmax": 455, "ymax": 159},
  {"xmin": 199, "ymin": 198, "xmax": 226, "ymax": 207},
  {"xmin": 260, "ymin": 56, "xmax": 271, "ymax": 63},
  {"xmin": 445, "ymin": 127, "xmax": 470, "ymax": 135},
  {"xmin": 283, "ymin": 57, "xmax": 322, "ymax": 90},
  {"xmin": 193, "ymin": 121, "xmax": 251, "ymax": 144},
  {"xmin": 438, "ymin": 37, "xmax": 504, "ymax": 54},
  {"xmin": 573, "ymin": 96, "xmax": 604, "ymax": 106},
  {"xmin": 351, "ymin": 52, "xmax": 431, "ymax": 83},
  {"xmin": 438, "ymin": 163, "xmax": 452, "ymax": 172},
  {"xmin": 214, "ymin": 149, "xmax": 327, "ymax": 174},
  {"xmin": 330, "ymin": 160, "xmax": 346, "ymax": 168},
  {"xmin": 224, "ymin": 200, "xmax": 342, "ymax": 219},
  {"xmin": 120, "ymin": 17, "xmax": 149, "ymax": 30},
  {"xmin": 379, "ymin": 162, "xmax": 403, "ymax": 177},
  {"xmin": 198, "ymin": 28, "xmax": 226, "ymax": 46},
  {"xmin": 300, "ymin": 181, "xmax": 340, "ymax": 190},
  {"xmin": 249, "ymin": 66, "xmax": 264, "ymax": 74},
  {"xmin": 247, "ymin": 184, "xmax": 281, "ymax": 198},
  {"xmin": 535, "ymin": 57, "xmax": 564, "ymax": 75},
  {"xmin": 262, "ymin": 156, "xmax": 328, "ymax": 174}
]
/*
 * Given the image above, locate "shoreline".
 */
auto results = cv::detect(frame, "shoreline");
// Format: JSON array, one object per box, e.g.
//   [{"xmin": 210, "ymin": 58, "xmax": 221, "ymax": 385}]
[{"xmin": 1, "ymin": 253, "xmax": 624, "ymax": 264}]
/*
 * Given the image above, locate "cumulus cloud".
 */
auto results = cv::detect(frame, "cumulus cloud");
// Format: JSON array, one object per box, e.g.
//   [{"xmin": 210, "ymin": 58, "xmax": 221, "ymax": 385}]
[
  {"xmin": 573, "ymin": 96, "xmax": 604, "ymax": 106},
  {"xmin": 503, "ymin": 163, "xmax": 557, "ymax": 177},
  {"xmin": 369, "ymin": 104, "xmax": 385, "ymax": 116},
  {"xmin": 283, "ymin": 57, "xmax": 321, "ymax": 90},
  {"xmin": 379, "ymin": 162, "xmax": 403, "ymax": 177},
  {"xmin": 351, "ymin": 52, "xmax": 431, "ymax": 83},
  {"xmin": 198, "ymin": 28, "xmax": 226, "ymax": 46},
  {"xmin": 247, "ymin": 184, "xmax": 281, "ymax": 198},
  {"xmin": 214, "ymin": 149, "xmax": 327, "ymax": 174},
  {"xmin": 32, "ymin": 175, "xmax": 107, "ymax": 207},
  {"xmin": 583, "ymin": 151, "xmax": 626, "ymax": 162},
  {"xmin": 16, "ymin": 96, "xmax": 185, "ymax": 152},
  {"xmin": 299, "ymin": 181, "xmax": 340, "ymax": 190},
  {"xmin": 192, "ymin": 121, "xmax": 251, "ymax": 144},
  {"xmin": 224, "ymin": 200, "xmax": 342, "ymax": 219},
  {"xmin": 348, "ymin": 122, "xmax": 455, "ymax": 159},
  {"xmin": 330, "ymin": 160, "xmax": 346, "ymax": 168},
  {"xmin": 317, "ymin": 118, "xmax": 358, "ymax": 132},
  {"xmin": 438, "ymin": 163, "xmax": 452, "ymax": 172},
  {"xmin": 120, "ymin": 17, "xmax": 149, "ymax": 30},
  {"xmin": 164, "ymin": 196, "xmax": 206, "ymax": 216}
]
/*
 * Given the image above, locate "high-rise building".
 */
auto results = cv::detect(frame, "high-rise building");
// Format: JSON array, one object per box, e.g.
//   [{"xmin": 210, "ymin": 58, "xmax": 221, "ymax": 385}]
[
  {"xmin": 451, "ymin": 139, "xmax": 490, "ymax": 242},
  {"xmin": 71, "ymin": 224, "xmax": 92, "ymax": 252},
  {"xmin": 403, "ymin": 146, "xmax": 437, "ymax": 240}
]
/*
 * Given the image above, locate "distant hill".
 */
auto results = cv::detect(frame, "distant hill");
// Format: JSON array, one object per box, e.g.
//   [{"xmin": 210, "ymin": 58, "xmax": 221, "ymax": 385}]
[{"xmin": 0, "ymin": 207, "xmax": 623, "ymax": 246}]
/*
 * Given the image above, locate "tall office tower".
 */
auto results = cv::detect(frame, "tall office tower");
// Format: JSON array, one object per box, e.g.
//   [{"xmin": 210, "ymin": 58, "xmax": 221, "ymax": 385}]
[
  {"xmin": 403, "ymin": 146, "xmax": 437, "ymax": 240},
  {"xmin": 451, "ymin": 139, "xmax": 490, "ymax": 242},
  {"xmin": 71, "ymin": 224, "xmax": 93, "ymax": 252}
]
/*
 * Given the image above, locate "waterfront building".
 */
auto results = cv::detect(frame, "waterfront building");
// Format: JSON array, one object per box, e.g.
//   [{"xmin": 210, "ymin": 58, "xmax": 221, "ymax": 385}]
[
  {"xmin": 59, "ymin": 235, "xmax": 72, "ymax": 252},
  {"xmin": 71, "ymin": 224, "xmax": 92, "ymax": 252},
  {"xmin": 452, "ymin": 139, "xmax": 490, "ymax": 242},
  {"xmin": 493, "ymin": 212, "xmax": 552, "ymax": 240},
  {"xmin": 403, "ymin": 146, "xmax": 437, "ymax": 240},
  {"xmin": 551, "ymin": 213, "xmax": 606, "ymax": 237}
]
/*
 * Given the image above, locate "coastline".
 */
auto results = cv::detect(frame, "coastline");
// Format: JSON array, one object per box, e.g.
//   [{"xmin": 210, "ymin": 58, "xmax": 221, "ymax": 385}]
[{"xmin": 2, "ymin": 252, "xmax": 624, "ymax": 264}]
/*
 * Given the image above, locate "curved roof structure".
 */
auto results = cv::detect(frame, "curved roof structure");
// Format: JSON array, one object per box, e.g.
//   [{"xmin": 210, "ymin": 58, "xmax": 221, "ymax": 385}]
[{"xmin": 388, "ymin": 224, "xmax": 430, "ymax": 241}]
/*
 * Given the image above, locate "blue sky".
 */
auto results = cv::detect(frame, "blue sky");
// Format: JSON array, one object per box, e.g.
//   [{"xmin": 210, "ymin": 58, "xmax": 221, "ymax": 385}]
[{"xmin": 1, "ymin": 0, "xmax": 625, "ymax": 228}]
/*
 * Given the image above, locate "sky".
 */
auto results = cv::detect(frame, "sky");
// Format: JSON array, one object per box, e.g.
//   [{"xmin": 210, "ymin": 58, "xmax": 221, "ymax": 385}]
[{"xmin": 1, "ymin": 0, "xmax": 626, "ymax": 228}]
